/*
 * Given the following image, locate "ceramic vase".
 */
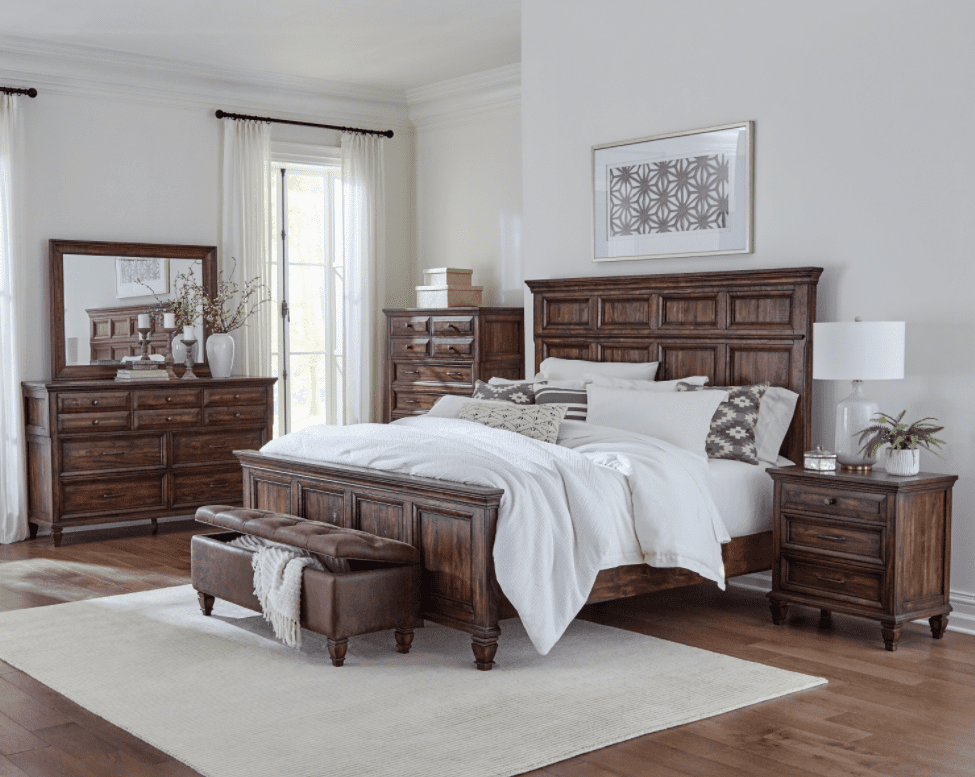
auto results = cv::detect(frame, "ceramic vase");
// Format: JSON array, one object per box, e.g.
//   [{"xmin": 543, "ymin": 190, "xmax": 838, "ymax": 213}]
[
  {"xmin": 886, "ymin": 448, "xmax": 920, "ymax": 476},
  {"xmin": 206, "ymin": 332, "xmax": 235, "ymax": 379}
]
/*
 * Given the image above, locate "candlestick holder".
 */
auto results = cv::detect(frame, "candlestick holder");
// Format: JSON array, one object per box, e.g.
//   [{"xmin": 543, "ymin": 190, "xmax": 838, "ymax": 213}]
[
  {"xmin": 181, "ymin": 339, "xmax": 199, "ymax": 379},
  {"xmin": 136, "ymin": 327, "xmax": 152, "ymax": 361},
  {"xmin": 162, "ymin": 326, "xmax": 179, "ymax": 379}
]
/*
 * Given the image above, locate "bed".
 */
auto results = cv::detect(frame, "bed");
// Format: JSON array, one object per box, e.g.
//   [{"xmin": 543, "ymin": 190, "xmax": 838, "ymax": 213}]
[{"xmin": 234, "ymin": 267, "xmax": 822, "ymax": 668}]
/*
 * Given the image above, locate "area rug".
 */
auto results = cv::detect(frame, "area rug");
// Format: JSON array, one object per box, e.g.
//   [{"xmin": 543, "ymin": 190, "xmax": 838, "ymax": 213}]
[{"xmin": 0, "ymin": 585, "xmax": 825, "ymax": 777}]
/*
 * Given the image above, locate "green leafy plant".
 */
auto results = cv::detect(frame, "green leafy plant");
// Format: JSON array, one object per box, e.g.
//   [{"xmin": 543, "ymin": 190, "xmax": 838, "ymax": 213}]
[{"xmin": 856, "ymin": 411, "xmax": 946, "ymax": 459}]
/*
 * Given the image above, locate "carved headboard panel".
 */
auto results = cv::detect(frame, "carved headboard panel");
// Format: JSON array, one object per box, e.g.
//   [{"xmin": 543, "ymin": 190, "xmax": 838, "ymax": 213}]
[{"xmin": 525, "ymin": 267, "xmax": 823, "ymax": 464}]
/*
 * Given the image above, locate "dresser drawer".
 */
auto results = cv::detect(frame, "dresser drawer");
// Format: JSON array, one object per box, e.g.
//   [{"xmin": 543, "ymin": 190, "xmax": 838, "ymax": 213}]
[
  {"xmin": 173, "ymin": 428, "xmax": 265, "ymax": 465},
  {"xmin": 782, "ymin": 556, "xmax": 884, "ymax": 605},
  {"xmin": 134, "ymin": 389, "xmax": 201, "ymax": 409},
  {"xmin": 61, "ymin": 435, "xmax": 164, "ymax": 473},
  {"xmin": 57, "ymin": 392, "xmax": 131, "ymax": 413},
  {"xmin": 58, "ymin": 412, "xmax": 130, "ymax": 433},
  {"xmin": 173, "ymin": 469, "xmax": 243, "ymax": 506},
  {"xmin": 391, "ymin": 391, "xmax": 446, "ymax": 413},
  {"xmin": 431, "ymin": 316, "xmax": 475, "ymax": 336},
  {"xmin": 204, "ymin": 405, "xmax": 267, "ymax": 426},
  {"xmin": 390, "ymin": 316, "xmax": 430, "ymax": 336},
  {"xmin": 392, "ymin": 363, "xmax": 472, "ymax": 385},
  {"xmin": 784, "ymin": 515, "xmax": 884, "ymax": 564},
  {"xmin": 391, "ymin": 338, "xmax": 430, "ymax": 359},
  {"xmin": 134, "ymin": 408, "xmax": 202, "ymax": 430},
  {"xmin": 61, "ymin": 475, "xmax": 165, "ymax": 515},
  {"xmin": 204, "ymin": 387, "xmax": 267, "ymax": 407},
  {"xmin": 431, "ymin": 337, "xmax": 474, "ymax": 359},
  {"xmin": 780, "ymin": 482, "xmax": 887, "ymax": 523}
]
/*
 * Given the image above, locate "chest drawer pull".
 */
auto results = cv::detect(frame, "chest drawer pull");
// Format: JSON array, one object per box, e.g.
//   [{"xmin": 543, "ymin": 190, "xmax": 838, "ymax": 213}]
[
  {"xmin": 404, "ymin": 398, "xmax": 419, "ymax": 404},
  {"xmin": 445, "ymin": 371, "xmax": 463, "ymax": 376},
  {"xmin": 92, "ymin": 400, "xmax": 99, "ymax": 406},
  {"xmin": 823, "ymin": 497, "xmax": 837, "ymax": 505},
  {"xmin": 815, "ymin": 574, "xmax": 846, "ymax": 584},
  {"xmin": 815, "ymin": 534, "xmax": 848, "ymax": 542},
  {"xmin": 401, "ymin": 370, "xmax": 418, "ymax": 375},
  {"xmin": 99, "ymin": 451, "xmax": 125, "ymax": 456},
  {"xmin": 92, "ymin": 419, "xmax": 100, "ymax": 426},
  {"xmin": 102, "ymin": 492, "xmax": 124, "ymax": 499}
]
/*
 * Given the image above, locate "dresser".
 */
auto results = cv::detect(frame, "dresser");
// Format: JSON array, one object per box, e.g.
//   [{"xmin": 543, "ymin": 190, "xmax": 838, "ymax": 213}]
[
  {"xmin": 383, "ymin": 307, "xmax": 524, "ymax": 422},
  {"xmin": 767, "ymin": 465, "xmax": 957, "ymax": 650},
  {"xmin": 22, "ymin": 377, "xmax": 276, "ymax": 546}
]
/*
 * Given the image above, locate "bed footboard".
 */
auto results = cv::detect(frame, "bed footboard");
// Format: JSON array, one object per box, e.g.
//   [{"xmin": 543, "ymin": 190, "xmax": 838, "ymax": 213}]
[{"xmin": 235, "ymin": 449, "xmax": 506, "ymax": 670}]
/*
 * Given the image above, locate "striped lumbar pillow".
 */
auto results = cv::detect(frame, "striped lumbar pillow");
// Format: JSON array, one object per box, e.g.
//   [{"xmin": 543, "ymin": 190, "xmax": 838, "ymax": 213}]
[{"xmin": 533, "ymin": 383, "xmax": 588, "ymax": 421}]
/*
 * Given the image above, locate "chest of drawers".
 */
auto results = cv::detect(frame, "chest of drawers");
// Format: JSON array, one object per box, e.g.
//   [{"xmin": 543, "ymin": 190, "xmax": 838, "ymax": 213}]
[
  {"xmin": 22, "ymin": 377, "xmax": 275, "ymax": 546},
  {"xmin": 767, "ymin": 465, "xmax": 957, "ymax": 650},
  {"xmin": 383, "ymin": 307, "xmax": 524, "ymax": 422}
]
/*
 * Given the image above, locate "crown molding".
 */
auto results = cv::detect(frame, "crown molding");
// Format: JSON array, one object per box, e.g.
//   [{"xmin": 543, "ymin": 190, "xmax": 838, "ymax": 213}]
[
  {"xmin": 0, "ymin": 34, "xmax": 411, "ymax": 127},
  {"xmin": 406, "ymin": 62, "xmax": 520, "ymax": 131}
]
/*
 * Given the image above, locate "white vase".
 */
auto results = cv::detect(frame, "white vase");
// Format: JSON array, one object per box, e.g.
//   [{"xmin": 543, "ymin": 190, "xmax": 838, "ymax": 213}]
[
  {"xmin": 886, "ymin": 448, "xmax": 920, "ymax": 476},
  {"xmin": 206, "ymin": 333, "xmax": 235, "ymax": 378},
  {"xmin": 171, "ymin": 333, "xmax": 186, "ymax": 364}
]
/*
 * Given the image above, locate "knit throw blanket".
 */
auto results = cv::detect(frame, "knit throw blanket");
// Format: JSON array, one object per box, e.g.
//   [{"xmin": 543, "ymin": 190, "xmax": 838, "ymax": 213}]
[{"xmin": 228, "ymin": 535, "xmax": 325, "ymax": 648}]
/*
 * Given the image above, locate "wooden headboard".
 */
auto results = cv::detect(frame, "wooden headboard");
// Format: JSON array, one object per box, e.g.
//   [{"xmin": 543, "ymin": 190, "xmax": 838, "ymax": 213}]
[{"xmin": 525, "ymin": 267, "xmax": 823, "ymax": 464}]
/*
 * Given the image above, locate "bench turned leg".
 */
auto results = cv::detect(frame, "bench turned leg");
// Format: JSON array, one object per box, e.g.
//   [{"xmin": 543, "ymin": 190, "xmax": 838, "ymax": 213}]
[
  {"xmin": 328, "ymin": 638, "xmax": 348, "ymax": 667},
  {"xmin": 197, "ymin": 591, "xmax": 214, "ymax": 616},
  {"xmin": 395, "ymin": 628, "xmax": 414, "ymax": 654},
  {"xmin": 471, "ymin": 634, "xmax": 498, "ymax": 671}
]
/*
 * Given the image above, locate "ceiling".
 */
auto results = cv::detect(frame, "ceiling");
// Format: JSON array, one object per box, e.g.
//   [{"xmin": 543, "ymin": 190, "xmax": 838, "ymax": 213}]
[{"xmin": 1, "ymin": 0, "xmax": 521, "ymax": 91}]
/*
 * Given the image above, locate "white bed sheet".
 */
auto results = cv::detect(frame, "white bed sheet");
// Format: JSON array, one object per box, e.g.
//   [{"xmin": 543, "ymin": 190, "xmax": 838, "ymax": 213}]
[{"xmin": 708, "ymin": 456, "xmax": 792, "ymax": 538}]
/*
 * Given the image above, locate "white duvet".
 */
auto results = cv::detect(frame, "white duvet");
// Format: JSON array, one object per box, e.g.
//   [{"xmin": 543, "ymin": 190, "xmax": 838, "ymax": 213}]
[{"xmin": 259, "ymin": 416, "xmax": 729, "ymax": 655}]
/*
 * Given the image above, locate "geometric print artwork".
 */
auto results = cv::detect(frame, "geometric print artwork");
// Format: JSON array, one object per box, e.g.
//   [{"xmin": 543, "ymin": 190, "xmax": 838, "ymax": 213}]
[
  {"xmin": 676, "ymin": 382, "xmax": 769, "ymax": 465},
  {"xmin": 472, "ymin": 380, "xmax": 536, "ymax": 405},
  {"xmin": 609, "ymin": 154, "xmax": 730, "ymax": 237},
  {"xmin": 458, "ymin": 402, "xmax": 568, "ymax": 445}
]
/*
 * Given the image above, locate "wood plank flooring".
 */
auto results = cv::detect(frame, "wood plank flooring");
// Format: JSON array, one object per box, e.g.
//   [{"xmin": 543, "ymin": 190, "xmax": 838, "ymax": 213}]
[{"xmin": 1, "ymin": 523, "xmax": 973, "ymax": 777}]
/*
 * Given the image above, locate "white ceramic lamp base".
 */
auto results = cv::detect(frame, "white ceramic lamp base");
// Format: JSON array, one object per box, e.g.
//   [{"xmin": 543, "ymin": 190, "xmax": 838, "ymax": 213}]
[{"xmin": 834, "ymin": 381, "xmax": 878, "ymax": 471}]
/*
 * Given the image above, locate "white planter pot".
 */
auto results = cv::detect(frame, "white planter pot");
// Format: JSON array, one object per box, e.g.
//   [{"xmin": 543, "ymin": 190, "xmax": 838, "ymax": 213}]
[
  {"xmin": 886, "ymin": 448, "xmax": 920, "ymax": 476},
  {"xmin": 206, "ymin": 333, "xmax": 235, "ymax": 379}
]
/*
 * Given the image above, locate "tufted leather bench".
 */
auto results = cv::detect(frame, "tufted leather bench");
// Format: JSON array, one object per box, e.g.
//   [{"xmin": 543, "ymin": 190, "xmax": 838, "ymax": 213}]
[{"xmin": 191, "ymin": 505, "xmax": 421, "ymax": 667}]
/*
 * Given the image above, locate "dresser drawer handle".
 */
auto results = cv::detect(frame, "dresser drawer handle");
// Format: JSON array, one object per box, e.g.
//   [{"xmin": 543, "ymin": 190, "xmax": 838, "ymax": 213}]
[
  {"xmin": 406, "ymin": 345, "xmax": 416, "ymax": 350},
  {"xmin": 101, "ymin": 493, "xmax": 124, "ymax": 499},
  {"xmin": 92, "ymin": 400, "xmax": 99, "ymax": 406},
  {"xmin": 448, "ymin": 323, "xmax": 460, "ymax": 330},
  {"xmin": 92, "ymin": 419, "xmax": 100, "ymax": 425},
  {"xmin": 208, "ymin": 483, "xmax": 232, "ymax": 489},
  {"xmin": 815, "ymin": 574, "xmax": 846, "ymax": 584},
  {"xmin": 234, "ymin": 394, "xmax": 240, "ymax": 399},
  {"xmin": 166, "ymin": 416, "xmax": 173, "ymax": 421},
  {"xmin": 445, "ymin": 371, "xmax": 462, "ymax": 377},
  {"xmin": 822, "ymin": 497, "xmax": 837, "ymax": 506},
  {"xmin": 99, "ymin": 451, "xmax": 125, "ymax": 456},
  {"xmin": 401, "ymin": 370, "xmax": 418, "ymax": 375},
  {"xmin": 448, "ymin": 346, "xmax": 459, "ymax": 352},
  {"xmin": 166, "ymin": 397, "xmax": 172, "ymax": 402},
  {"xmin": 235, "ymin": 413, "xmax": 242, "ymax": 418},
  {"xmin": 207, "ymin": 444, "xmax": 225, "ymax": 449},
  {"xmin": 815, "ymin": 534, "xmax": 848, "ymax": 542},
  {"xmin": 404, "ymin": 398, "xmax": 419, "ymax": 404}
]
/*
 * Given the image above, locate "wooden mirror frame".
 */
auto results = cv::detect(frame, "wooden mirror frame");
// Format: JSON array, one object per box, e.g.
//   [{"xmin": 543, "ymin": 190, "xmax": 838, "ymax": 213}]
[{"xmin": 49, "ymin": 239, "xmax": 218, "ymax": 381}]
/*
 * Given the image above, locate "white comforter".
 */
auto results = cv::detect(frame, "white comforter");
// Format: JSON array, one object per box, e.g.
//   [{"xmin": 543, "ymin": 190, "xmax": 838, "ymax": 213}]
[{"xmin": 259, "ymin": 417, "xmax": 729, "ymax": 655}]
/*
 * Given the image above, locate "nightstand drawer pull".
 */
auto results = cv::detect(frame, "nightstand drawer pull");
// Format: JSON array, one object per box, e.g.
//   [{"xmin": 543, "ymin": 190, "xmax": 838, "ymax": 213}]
[
  {"xmin": 445, "ymin": 371, "xmax": 462, "ymax": 376},
  {"xmin": 401, "ymin": 370, "xmax": 418, "ymax": 375},
  {"xmin": 815, "ymin": 534, "xmax": 848, "ymax": 542},
  {"xmin": 405, "ymin": 398, "xmax": 419, "ymax": 404},
  {"xmin": 815, "ymin": 574, "xmax": 846, "ymax": 584},
  {"xmin": 99, "ymin": 451, "xmax": 125, "ymax": 456},
  {"xmin": 101, "ymin": 492, "xmax": 124, "ymax": 499},
  {"xmin": 823, "ymin": 497, "xmax": 837, "ymax": 505}
]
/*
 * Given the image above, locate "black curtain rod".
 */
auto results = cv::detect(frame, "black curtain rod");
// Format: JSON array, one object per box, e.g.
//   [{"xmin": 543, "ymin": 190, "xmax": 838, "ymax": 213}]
[
  {"xmin": 215, "ymin": 109, "xmax": 392, "ymax": 138},
  {"xmin": 1, "ymin": 86, "xmax": 37, "ymax": 97}
]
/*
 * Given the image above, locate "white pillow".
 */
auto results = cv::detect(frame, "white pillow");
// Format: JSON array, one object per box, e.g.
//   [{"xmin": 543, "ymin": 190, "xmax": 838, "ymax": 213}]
[
  {"xmin": 488, "ymin": 374, "xmax": 545, "ymax": 386},
  {"xmin": 585, "ymin": 373, "xmax": 709, "ymax": 391},
  {"xmin": 539, "ymin": 357, "xmax": 658, "ymax": 381},
  {"xmin": 755, "ymin": 386, "xmax": 799, "ymax": 464},
  {"xmin": 586, "ymin": 385, "xmax": 728, "ymax": 460}
]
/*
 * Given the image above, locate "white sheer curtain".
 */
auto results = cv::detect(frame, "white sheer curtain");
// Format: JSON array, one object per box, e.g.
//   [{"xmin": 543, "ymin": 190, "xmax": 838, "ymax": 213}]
[
  {"xmin": 0, "ymin": 95, "xmax": 28, "ymax": 544},
  {"xmin": 221, "ymin": 119, "xmax": 272, "ymax": 377},
  {"xmin": 341, "ymin": 133, "xmax": 386, "ymax": 424}
]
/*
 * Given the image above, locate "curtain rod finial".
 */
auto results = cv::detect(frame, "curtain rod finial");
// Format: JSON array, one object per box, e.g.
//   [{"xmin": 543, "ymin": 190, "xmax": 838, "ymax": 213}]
[{"xmin": 27, "ymin": 88, "xmax": 37, "ymax": 98}]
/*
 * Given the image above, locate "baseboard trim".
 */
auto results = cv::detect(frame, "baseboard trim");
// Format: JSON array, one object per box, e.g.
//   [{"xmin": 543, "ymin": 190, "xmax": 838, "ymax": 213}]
[{"xmin": 728, "ymin": 573, "xmax": 975, "ymax": 636}]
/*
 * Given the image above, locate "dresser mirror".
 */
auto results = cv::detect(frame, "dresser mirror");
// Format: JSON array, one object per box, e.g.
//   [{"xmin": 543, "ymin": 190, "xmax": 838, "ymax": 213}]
[{"xmin": 50, "ymin": 240, "xmax": 217, "ymax": 381}]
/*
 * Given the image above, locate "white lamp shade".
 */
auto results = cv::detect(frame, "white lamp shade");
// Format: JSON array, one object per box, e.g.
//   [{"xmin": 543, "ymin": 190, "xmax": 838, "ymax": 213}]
[{"xmin": 813, "ymin": 321, "xmax": 905, "ymax": 381}]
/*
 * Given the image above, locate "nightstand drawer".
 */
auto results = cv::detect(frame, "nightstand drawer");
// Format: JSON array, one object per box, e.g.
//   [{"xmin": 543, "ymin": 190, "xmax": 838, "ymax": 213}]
[
  {"xmin": 782, "ymin": 556, "xmax": 883, "ymax": 605},
  {"xmin": 784, "ymin": 515, "xmax": 884, "ymax": 563},
  {"xmin": 781, "ymin": 482, "xmax": 887, "ymax": 522}
]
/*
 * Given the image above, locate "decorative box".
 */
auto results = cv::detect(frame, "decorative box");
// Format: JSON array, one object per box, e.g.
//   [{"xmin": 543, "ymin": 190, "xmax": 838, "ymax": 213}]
[
  {"xmin": 423, "ymin": 268, "xmax": 474, "ymax": 286},
  {"xmin": 803, "ymin": 447, "xmax": 837, "ymax": 471},
  {"xmin": 415, "ymin": 285, "xmax": 483, "ymax": 308}
]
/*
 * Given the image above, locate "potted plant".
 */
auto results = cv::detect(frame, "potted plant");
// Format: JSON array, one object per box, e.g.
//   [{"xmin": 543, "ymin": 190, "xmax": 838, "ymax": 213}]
[{"xmin": 856, "ymin": 411, "xmax": 946, "ymax": 476}]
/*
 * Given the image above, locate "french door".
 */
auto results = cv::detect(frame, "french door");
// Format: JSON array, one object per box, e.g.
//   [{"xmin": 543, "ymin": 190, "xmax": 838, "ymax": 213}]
[{"xmin": 269, "ymin": 158, "xmax": 343, "ymax": 437}]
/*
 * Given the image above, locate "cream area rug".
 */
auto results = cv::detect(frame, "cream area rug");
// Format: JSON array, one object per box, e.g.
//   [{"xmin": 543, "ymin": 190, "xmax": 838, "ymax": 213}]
[{"xmin": 0, "ymin": 585, "xmax": 825, "ymax": 777}]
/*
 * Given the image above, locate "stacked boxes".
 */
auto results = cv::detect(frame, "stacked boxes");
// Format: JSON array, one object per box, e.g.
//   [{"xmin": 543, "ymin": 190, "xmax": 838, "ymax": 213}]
[{"xmin": 415, "ymin": 268, "xmax": 483, "ymax": 307}]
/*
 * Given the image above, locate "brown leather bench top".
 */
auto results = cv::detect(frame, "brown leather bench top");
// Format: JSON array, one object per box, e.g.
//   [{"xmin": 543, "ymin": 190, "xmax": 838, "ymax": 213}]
[{"xmin": 195, "ymin": 506, "xmax": 420, "ymax": 565}]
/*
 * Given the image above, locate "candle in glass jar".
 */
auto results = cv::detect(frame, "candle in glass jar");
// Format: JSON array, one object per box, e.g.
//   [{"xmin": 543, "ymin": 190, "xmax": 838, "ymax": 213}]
[
  {"xmin": 163, "ymin": 313, "xmax": 176, "ymax": 329},
  {"xmin": 138, "ymin": 313, "xmax": 150, "ymax": 329},
  {"xmin": 183, "ymin": 325, "xmax": 195, "ymax": 341}
]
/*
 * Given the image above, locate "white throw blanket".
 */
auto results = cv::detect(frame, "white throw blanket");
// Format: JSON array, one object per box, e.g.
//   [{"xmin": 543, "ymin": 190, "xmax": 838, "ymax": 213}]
[
  {"xmin": 229, "ymin": 535, "xmax": 324, "ymax": 648},
  {"xmin": 260, "ymin": 417, "xmax": 729, "ymax": 655}
]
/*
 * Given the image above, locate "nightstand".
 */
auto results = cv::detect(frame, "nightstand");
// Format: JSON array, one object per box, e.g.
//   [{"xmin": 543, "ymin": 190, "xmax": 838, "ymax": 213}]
[{"xmin": 767, "ymin": 466, "xmax": 957, "ymax": 651}]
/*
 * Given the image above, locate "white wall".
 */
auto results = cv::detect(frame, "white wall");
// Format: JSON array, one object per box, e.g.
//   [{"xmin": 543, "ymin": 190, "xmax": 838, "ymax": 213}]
[{"xmin": 523, "ymin": 1, "xmax": 975, "ymax": 622}]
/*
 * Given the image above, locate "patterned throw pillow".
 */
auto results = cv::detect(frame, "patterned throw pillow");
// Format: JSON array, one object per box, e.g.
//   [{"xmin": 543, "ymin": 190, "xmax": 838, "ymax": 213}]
[
  {"xmin": 675, "ymin": 382, "xmax": 769, "ymax": 465},
  {"xmin": 533, "ymin": 384, "xmax": 588, "ymax": 421},
  {"xmin": 458, "ymin": 402, "xmax": 567, "ymax": 444},
  {"xmin": 472, "ymin": 380, "xmax": 535, "ymax": 405}
]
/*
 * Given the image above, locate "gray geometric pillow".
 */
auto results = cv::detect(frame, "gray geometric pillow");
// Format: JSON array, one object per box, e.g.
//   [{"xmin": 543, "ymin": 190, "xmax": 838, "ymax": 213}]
[
  {"xmin": 675, "ymin": 382, "xmax": 769, "ymax": 465},
  {"xmin": 472, "ymin": 380, "xmax": 535, "ymax": 405},
  {"xmin": 533, "ymin": 384, "xmax": 587, "ymax": 421},
  {"xmin": 458, "ymin": 402, "xmax": 567, "ymax": 444}
]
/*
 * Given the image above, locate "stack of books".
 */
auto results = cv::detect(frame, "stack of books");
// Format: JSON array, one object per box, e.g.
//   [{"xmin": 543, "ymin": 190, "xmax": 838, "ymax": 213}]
[{"xmin": 116, "ymin": 361, "xmax": 169, "ymax": 381}]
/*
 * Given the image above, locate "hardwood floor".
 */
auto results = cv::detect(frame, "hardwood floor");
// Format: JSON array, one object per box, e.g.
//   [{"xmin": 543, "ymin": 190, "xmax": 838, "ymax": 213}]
[{"xmin": 1, "ymin": 524, "xmax": 973, "ymax": 777}]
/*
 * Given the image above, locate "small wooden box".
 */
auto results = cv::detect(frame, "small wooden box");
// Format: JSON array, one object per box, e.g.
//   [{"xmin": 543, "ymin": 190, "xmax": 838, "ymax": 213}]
[{"xmin": 423, "ymin": 267, "xmax": 474, "ymax": 286}]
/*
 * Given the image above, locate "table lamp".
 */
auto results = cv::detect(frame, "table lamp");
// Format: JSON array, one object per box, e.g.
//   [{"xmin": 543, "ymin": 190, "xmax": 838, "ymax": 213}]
[{"xmin": 813, "ymin": 319, "xmax": 905, "ymax": 471}]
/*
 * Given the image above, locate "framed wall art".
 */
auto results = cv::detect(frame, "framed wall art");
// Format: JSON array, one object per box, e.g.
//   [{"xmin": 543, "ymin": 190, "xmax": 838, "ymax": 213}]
[
  {"xmin": 592, "ymin": 121, "xmax": 753, "ymax": 262},
  {"xmin": 115, "ymin": 256, "xmax": 170, "ymax": 297}
]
